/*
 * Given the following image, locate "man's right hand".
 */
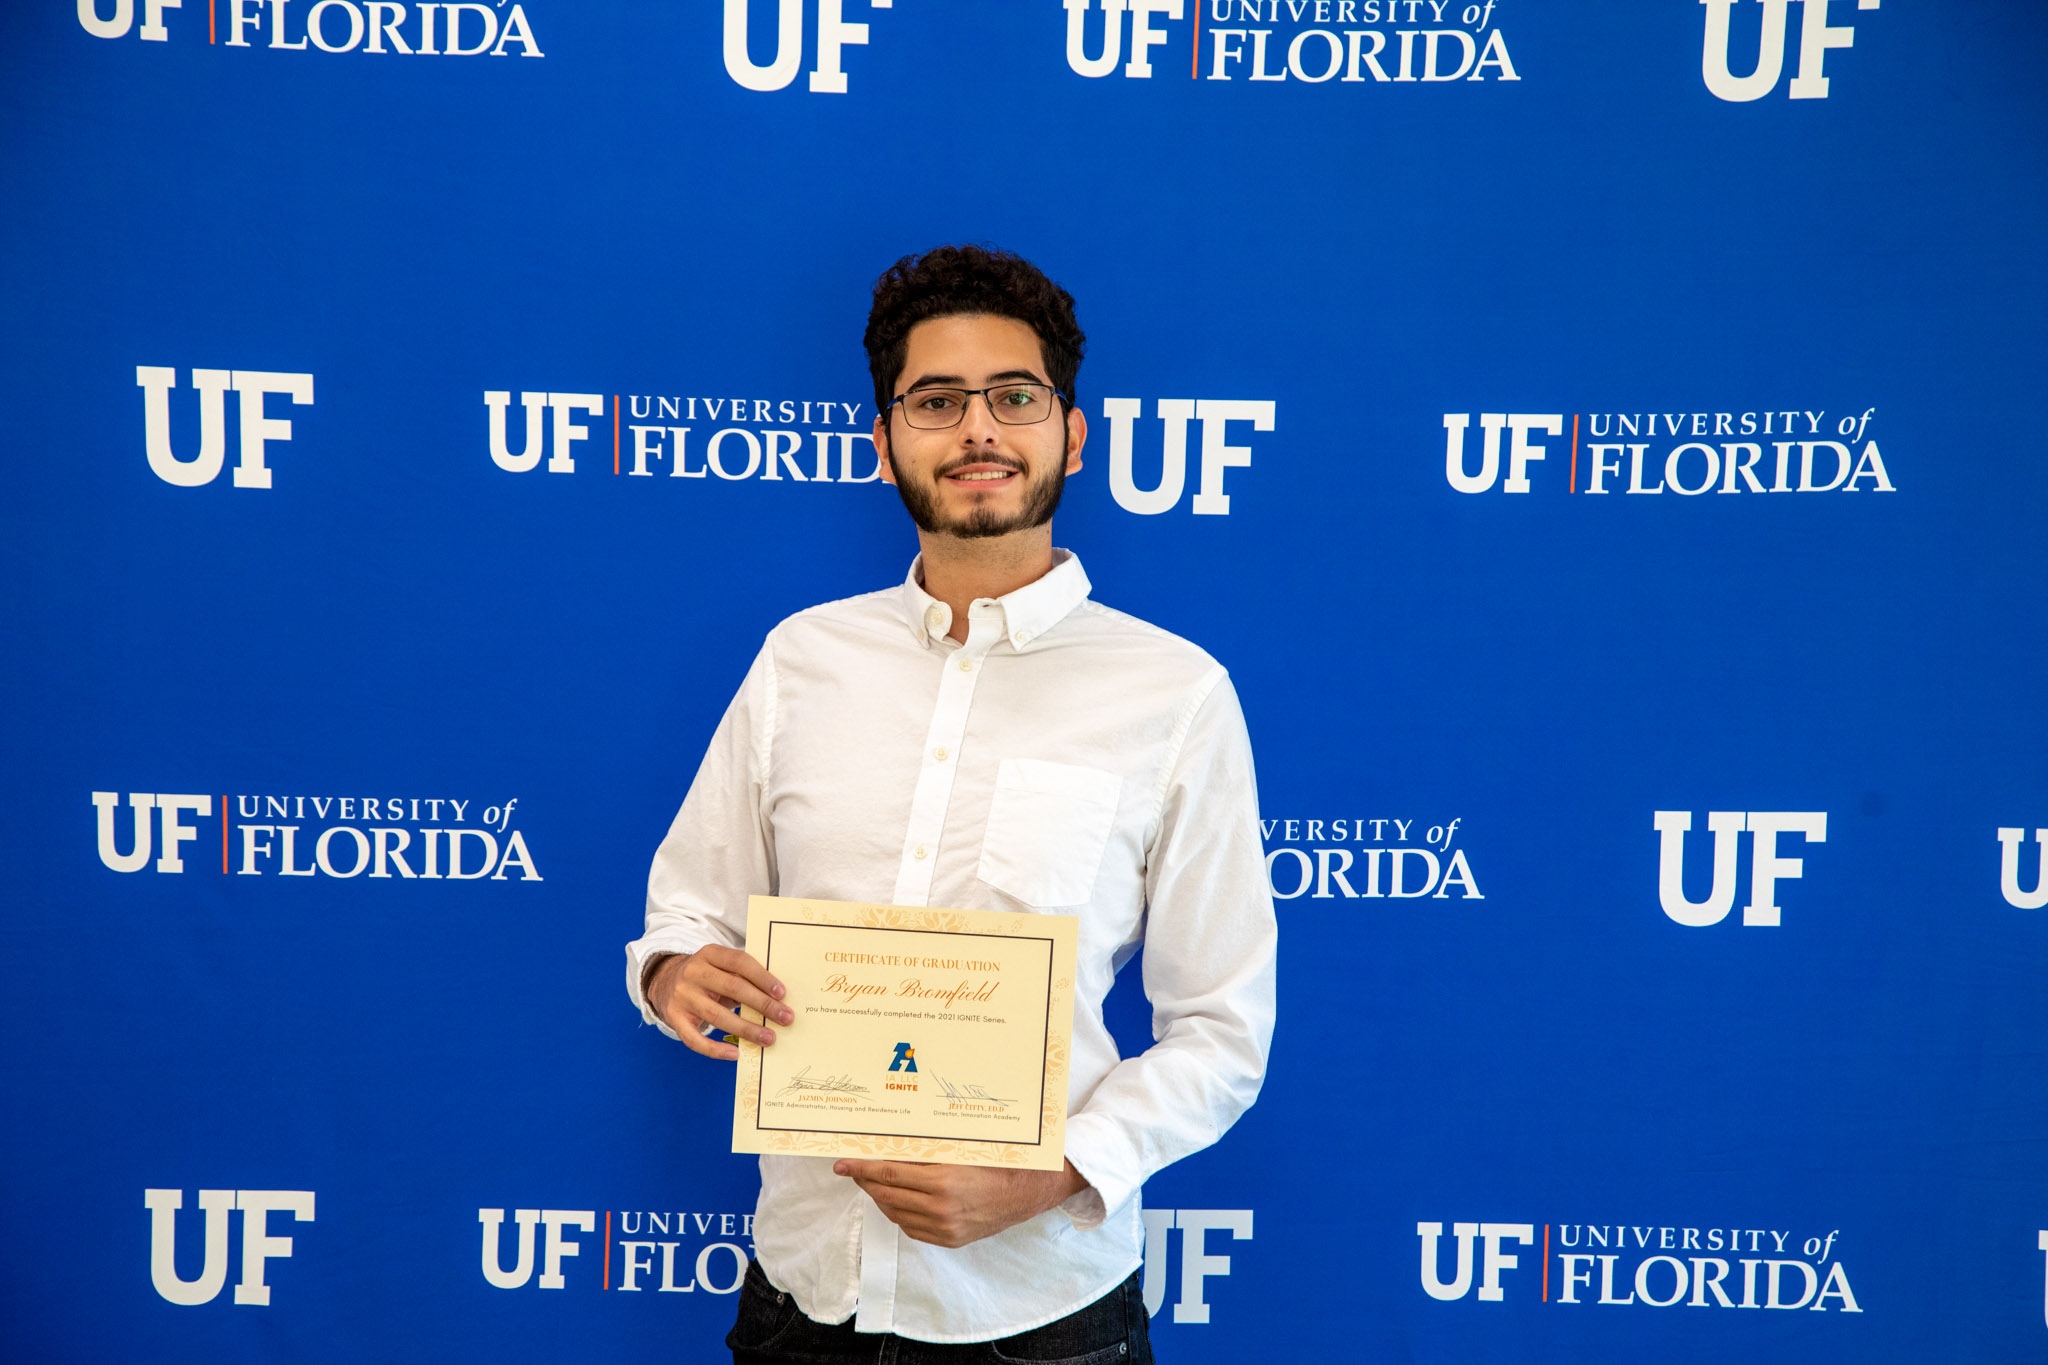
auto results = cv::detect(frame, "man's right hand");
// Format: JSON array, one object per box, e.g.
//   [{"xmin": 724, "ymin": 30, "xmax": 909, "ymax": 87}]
[{"xmin": 646, "ymin": 946, "xmax": 794, "ymax": 1061}]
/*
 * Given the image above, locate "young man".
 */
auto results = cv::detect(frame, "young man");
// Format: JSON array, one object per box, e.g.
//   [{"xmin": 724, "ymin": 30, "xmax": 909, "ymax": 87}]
[{"xmin": 626, "ymin": 245, "xmax": 1277, "ymax": 1362}]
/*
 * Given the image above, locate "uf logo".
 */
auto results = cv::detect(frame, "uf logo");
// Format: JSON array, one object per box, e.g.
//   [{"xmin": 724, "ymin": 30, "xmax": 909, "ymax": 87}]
[
  {"xmin": 1065, "ymin": 0, "xmax": 1183, "ymax": 79},
  {"xmin": 1103, "ymin": 398, "xmax": 1276, "ymax": 516},
  {"xmin": 1141, "ymin": 1209, "xmax": 1252, "ymax": 1323},
  {"xmin": 1417, "ymin": 1221, "xmax": 1533, "ymax": 1301},
  {"xmin": 478, "ymin": 1209, "xmax": 597, "ymax": 1289},
  {"xmin": 1998, "ymin": 828, "xmax": 2048, "ymax": 910},
  {"xmin": 145, "ymin": 1189, "xmax": 315, "ymax": 1306},
  {"xmin": 136, "ymin": 366, "xmax": 313, "ymax": 489},
  {"xmin": 888, "ymin": 1042, "xmax": 917, "ymax": 1072},
  {"xmin": 76, "ymin": 0, "xmax": 180, "ymax": 40},
  {"xmin": 94, "ymin": 792, "xmax": 210, "ymax": 873},
  {"xmin": 1701, "ymin": 0, "xmax": 1878, "ymax": 102},
  {"xmin": 1443, "ymin": 413, "xmax": 1564, "ymax": 494},
  {"xmin": 722, "ymin": 0, "xmax": 887, "ymax": 93},
  {"xmin": 1654, "ymin": 810, "xmax": 1827, "ymax": 927},
  {"xmin": 484, "ymin": 392, "xmax": 606, "ymax": 473}
]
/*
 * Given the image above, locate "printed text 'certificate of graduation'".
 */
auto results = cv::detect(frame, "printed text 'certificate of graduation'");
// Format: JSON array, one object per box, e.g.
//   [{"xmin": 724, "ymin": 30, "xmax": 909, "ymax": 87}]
[{"xmin": 731, "ymin": 895, "xmax": 1078, "ymax": 1171}]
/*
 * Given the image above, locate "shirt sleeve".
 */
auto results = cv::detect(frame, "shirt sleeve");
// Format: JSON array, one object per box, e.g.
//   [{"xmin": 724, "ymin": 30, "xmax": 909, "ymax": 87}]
[
  {"xmin": 1059, "ymin": 671, "xmax": 1278, "ymax": 1223},
  {"xmin": 624, "ymin": 641, "xmax": 780, "ymax": 1038}
]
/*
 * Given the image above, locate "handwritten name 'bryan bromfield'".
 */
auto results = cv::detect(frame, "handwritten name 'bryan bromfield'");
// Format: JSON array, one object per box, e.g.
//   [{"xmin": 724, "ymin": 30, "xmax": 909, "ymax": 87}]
[{"xmin": 820, "ymin": 974, "xmax": 1001, "ymax": 1011}]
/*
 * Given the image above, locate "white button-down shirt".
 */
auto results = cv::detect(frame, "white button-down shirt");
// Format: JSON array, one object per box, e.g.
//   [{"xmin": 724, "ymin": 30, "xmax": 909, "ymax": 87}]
[{"xmin": 626, "ymin": 551, "xmax": 1276, "ymax": 1344}]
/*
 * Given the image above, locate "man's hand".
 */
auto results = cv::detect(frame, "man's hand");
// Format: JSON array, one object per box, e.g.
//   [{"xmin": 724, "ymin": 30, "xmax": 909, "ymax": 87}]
[
  {"xmin": 646, "ymin": 946, "xmax": 793, "ymax": 1061},
  {"xmin": 832, "ymin": 1159, "xmax": 1088, "ymax": 1248}
]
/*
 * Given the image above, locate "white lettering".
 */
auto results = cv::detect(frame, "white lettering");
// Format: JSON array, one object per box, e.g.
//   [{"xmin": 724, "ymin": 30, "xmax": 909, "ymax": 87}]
[
  {"xmin": 231, "ymin": 371, "xmax": 315, "ymax": 489},
  {"xmin": 145, "ymin": 1189, "xmax": 233, "ymax": 1305},
  {"xmin": 1173, "ymin": 1210, "xmax": 1252, "ymax": 1322},
  {"xmin": 537, "ymin": 1210, "xmax": 596, "ymax": 1289},
  {"xmin": 479, "ymin": 1209, "xmax": 539, "ymax": 1289},
  {"xmin": 1191, "ymin": 399, "xmax": 1275, "ymax": 514}
]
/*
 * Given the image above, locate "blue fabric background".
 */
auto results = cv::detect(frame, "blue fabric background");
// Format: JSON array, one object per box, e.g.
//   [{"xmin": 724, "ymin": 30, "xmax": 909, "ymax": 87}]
[{"xmin": 2, "ymin": 1, "xmax": 2042, "ymax": 1358}]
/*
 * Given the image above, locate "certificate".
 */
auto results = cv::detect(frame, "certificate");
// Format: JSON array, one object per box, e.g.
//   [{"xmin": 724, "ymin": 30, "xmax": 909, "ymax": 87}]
[{"xmin": 731, "ymin": 895, "xmax": 1078, "ymax": 1171}]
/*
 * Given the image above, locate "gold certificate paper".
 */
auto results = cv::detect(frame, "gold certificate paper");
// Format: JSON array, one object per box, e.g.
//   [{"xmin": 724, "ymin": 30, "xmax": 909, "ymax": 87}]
[{"xmin": 731, "ymin": 895, "xmax": 1078, "ymax": 1171}]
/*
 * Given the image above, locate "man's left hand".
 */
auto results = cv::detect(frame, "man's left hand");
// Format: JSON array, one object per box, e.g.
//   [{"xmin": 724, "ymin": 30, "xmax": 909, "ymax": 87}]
[{"xmin": 833, "ymin": 1159, "xmax": 1088, "ymax": 1248}]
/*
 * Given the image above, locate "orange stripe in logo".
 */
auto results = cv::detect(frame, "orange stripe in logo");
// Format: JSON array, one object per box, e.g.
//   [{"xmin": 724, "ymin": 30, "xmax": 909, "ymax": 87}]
[
  {"xmin": 221, "ymin": 795, "xmax": 228, "ymax": 873},
  {"xmin": 604, "ymin": 1211, "xmax": 613, "ymax": 1288},
  {"xmin": 1569, "ymin": 414, "xmax": 1580, "ymax": 494},
  {"xmin": 613, "ymin": 397, "xmax": 620, "ymax": 475}
]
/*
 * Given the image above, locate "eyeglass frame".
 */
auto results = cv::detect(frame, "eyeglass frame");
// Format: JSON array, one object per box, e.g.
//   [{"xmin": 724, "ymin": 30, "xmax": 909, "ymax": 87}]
[{"xmin": 883, "ymin": 381, "xmax": 1072, "ymax": 430}]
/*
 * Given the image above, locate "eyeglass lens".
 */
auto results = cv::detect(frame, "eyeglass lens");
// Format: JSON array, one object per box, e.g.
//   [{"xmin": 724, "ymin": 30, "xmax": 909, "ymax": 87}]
[{"xmin": 898, "ymin": 384, "xmax": 1055, "ymax": 429}]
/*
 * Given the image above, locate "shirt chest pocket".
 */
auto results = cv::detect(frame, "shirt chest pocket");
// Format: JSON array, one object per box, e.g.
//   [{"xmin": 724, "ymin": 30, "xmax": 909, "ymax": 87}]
[{"xmin": 975, "ymin": 758, "xmax": 1124, "ymax": 909}]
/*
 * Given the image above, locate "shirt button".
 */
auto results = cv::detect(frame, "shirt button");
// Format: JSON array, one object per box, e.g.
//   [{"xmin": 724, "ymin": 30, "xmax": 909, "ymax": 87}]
[
  {"xmin": 958, "ymin": 658, "xmax": 975, "ymax": 672},
  {"xmin": 933, "ymin": 747, "xmax": 948, "ymax": 762},
  {"xmin": 1012, "ymin": 630, "xmax": 1028, "ymax": 645},
  {"xmin": 913, "ymin": 844, "xmax": 928, "ymax": 860},
  {"xmin": 926, "ymin": 606, "xmax": 944, "ymax": 627}
]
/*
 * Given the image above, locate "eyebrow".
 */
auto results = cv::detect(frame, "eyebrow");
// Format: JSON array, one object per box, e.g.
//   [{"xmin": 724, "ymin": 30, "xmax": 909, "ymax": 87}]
[{"xmin": 903, "ymin": 368, "xmax": 1047, "ymax": 392}]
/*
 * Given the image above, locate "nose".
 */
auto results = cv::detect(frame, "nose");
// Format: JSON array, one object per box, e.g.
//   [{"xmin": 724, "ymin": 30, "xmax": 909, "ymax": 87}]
[{"xmin": 958, "ymin": 391, "xmax": 1002, "ymax": 441}]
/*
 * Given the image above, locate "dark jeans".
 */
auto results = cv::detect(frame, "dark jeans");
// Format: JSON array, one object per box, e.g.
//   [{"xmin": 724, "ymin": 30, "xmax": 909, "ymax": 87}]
[{"xmin": 728, "ymin": 1259, "xmax": 1154, "ymax": 1365}]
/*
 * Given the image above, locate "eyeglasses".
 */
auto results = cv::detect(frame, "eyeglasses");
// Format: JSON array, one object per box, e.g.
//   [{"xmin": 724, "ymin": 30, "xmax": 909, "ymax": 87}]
[{"xmin": 887, "ymin": 382, "xmax": 1066, "ymax": 430}]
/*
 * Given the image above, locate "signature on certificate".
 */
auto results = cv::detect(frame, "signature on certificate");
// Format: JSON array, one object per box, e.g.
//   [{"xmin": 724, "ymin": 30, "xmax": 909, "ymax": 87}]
[
  {"xmin": 932, "ymin": 1073, "xmax": 1015, "ymax": 1106},
  {"xmin": 776, "ymin": 1066, "xmax": 871, "ymax": 1097}
]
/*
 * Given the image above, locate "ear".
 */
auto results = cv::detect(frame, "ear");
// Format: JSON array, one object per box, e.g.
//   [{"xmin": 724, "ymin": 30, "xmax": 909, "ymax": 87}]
[
  {"xmin": 1064, "ymin": 404, "xmax": 1087, "ymax": 474},
  {"xmin": 873, "ymin": 414, "xmax": 896, "ymax": 486}
]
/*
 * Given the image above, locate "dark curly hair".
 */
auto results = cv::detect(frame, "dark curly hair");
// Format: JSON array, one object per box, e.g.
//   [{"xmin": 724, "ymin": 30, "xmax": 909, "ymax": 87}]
[{"xmin": 863, "ymin": 245, "xmax": 1086, "ymax": 419}]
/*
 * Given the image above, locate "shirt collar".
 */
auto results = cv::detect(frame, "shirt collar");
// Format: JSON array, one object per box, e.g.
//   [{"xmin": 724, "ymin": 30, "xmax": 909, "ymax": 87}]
[{"xmin": 900, "ymin": 549, "xmax": 1093, "ymax": 652}]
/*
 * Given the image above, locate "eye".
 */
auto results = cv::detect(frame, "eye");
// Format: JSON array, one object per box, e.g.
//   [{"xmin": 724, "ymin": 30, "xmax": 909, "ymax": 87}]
[{"xmin": 913, "ymin": 393, "xmax": 957, "ymax": 411}]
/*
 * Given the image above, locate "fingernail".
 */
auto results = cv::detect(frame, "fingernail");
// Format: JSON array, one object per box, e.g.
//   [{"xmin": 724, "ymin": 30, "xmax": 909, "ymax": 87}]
[
  {"xmin": 773, "ymin": 984, "xmax": 786, "ymax": 1000},
  {"xmin": 779, "ymin": 1009, "xmax": 794, "ymax": 1024},
  {"xmin": 833, "ymin": 1161, "xmax": 847, "ymax": 1175},
  {"xmin": 760, "ymin": 1029, "xmax": 776, "ymax": 1045}
]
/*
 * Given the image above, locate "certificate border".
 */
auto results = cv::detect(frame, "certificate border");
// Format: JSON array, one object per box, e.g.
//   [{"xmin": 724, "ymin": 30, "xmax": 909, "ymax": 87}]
[
  {"xmin": 754, "ymin": 923, "xmax": 1053, "ymax": 1146},
  {"xmin": 732, "ymin": 896, "xmax": 1077, "ymax": 1171}
]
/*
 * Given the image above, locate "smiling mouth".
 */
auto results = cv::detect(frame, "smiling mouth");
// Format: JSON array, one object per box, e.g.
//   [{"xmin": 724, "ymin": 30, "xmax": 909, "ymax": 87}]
[{"xmin": 942, "ymin": 466, "xmax": 1022, "ymax": 485}]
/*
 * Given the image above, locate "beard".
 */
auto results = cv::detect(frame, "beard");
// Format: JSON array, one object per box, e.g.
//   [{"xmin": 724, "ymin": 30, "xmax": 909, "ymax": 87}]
[{"xmin": 889, "ymin": 454, "xmax": 1068, "ymax": 540}]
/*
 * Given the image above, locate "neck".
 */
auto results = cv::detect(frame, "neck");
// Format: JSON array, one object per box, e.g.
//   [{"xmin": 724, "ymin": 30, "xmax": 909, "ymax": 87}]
[{"xmin": 916, "ymin": 526, "xmax": 1056, "ymax": 643}]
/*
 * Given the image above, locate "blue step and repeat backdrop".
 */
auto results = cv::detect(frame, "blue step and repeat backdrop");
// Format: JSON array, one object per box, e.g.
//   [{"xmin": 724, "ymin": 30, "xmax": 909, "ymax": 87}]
[{"xmin": 3, "ymin": 1, "xmax": 2044, "ymax": 1360}]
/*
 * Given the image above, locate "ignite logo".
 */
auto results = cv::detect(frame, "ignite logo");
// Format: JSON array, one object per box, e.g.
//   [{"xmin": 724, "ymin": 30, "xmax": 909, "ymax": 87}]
[{"xmin": 888, "ymin": 1042, "xmax": 917, "ymax": 1073}]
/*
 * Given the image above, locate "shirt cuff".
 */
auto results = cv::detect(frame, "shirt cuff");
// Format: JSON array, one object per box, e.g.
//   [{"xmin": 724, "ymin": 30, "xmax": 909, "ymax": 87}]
[
  {"xmin": 1056, "ymin": 1182, "xmax": 1108, "ymax": 1232},
  {"xmin": 1059, "ymin": 1112, "xmax": 1140, "ymax": 1227}
]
